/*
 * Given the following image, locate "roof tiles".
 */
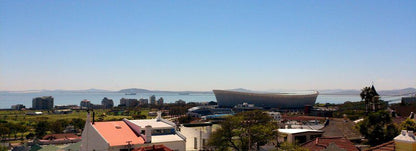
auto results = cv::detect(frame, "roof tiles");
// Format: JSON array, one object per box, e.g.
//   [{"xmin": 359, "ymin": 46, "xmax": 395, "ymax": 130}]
[
  {"xmin": 301, "ymin": 137, "xmax": 359, "ymax": 151},
  {"xmin": 93, "ymin": 121, "xmax": 144, "ymax": 146}
]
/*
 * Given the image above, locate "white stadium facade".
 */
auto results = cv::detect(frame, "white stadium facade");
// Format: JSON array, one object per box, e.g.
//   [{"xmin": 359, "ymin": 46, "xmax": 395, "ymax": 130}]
[{"xmin": 213, "ymin": 90, "xmax": 319, "ymax": 109}]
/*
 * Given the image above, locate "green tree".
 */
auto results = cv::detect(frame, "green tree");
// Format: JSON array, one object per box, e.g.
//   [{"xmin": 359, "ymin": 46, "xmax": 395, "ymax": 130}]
[
  {"xmin": 400, "ymin": 118, "xmax": 416, "ymax": 131},
  {"xmin": 278, "ymin": 142, "xmax": 309, "ymax": 151},
  {"xmin": 208, "ymin": 110, "xmax": 278, "ymax": 151},
  {"xmin": 50, "ymin": 119, "xmax": 69, "ymax": 134},
  {"xmin": 35, "ymin": 121, "xmax": 49, "ymax": 138},
  {"xmin": 0, "ymin": 125, "xmax": 10, "ymax": 140},
  {"xmin": 356, "ymin": 110, "xmax": 399, "ymax": 146},
  {"xmin": 70, "ymin": 118, "xmax": 85, "ymax": 131}
]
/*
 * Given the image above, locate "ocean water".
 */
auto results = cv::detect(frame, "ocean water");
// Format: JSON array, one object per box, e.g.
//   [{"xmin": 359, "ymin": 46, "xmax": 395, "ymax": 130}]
[{"xmin": 0, "ymin": 92, "xmax": 370, "ymax": 109}]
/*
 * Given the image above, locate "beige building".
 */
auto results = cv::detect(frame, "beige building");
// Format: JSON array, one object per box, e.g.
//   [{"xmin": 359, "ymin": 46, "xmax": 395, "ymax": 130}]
[{"xmin": 278, "ymin": 129, "xmax": 323, "ymax": 144}]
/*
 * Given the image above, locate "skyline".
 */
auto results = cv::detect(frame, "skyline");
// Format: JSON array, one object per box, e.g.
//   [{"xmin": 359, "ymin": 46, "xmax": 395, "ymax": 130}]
[{"xmin": 1, "ymin": 1, "xmax": 415, "ymax": 91}]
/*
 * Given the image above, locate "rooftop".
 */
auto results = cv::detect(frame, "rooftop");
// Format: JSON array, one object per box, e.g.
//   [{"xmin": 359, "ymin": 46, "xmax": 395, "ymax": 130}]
[
  {"xmin": 42, "ymin": 133, "xmax": 79, "ymax": 140},
  {"xmin": 364, "ymin": 141, "xmax": 395, "ymax": 151},
  {"xmin": 278, "ymin": 129, "xmax": 323, "ymax": 134},
  {"xmin": 92, "ymin": 121, "xmax": 144, "ymax": 146},
  {"xmin": 151, "ymin": 134, "xmax": 184, "ymax": 143},
  {"xmin": 128, "ymin": 119, "xmax": 174, "ymax": 129},
  {"xmin": 394, "ymin": 130, "xmax": 416, "ymax": 143},
  {"xmin": 301, "ymin": 137, "xmax": 359, "ymax": 151}
]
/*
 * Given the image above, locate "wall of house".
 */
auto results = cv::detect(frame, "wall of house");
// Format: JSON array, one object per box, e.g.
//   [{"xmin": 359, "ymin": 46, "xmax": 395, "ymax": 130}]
[
  {"xmin": 180, "ymin": 126, "xmax": 212, "ymax": 151},
  {"xmin": 141, "ymin": 141, "xmax": 186, "ymax": 151},
  {"xmin": 395, "ymin": 141, "xmax": 416, "ymax": 151},
  {"xmin": 80, "ymin": 123, "xmax": 110, "ymax": 151}
]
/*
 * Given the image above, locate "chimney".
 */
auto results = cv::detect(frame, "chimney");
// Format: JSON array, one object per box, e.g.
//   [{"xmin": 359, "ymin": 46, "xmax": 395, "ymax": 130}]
[
  {"xmin": 156, "ymin": 111, "xmax": 162, "ymax": 121},
  {"xmin": 145, "ymin": 125, "xmax": 152, "ymax": 143},
  {"xmin": 409, "ymin": 131, "xmax": 414, "ymax": 137},
  {"xmin": 402, "ymin": 130, "xmax": 407, "ymax": 136},
  {"xmin": 92, "ymin": 112, "xmax": 95, "ymax": 124}
]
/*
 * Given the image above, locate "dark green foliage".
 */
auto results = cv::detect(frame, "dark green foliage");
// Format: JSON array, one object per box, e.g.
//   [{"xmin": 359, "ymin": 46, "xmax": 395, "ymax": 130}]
[
  {"xmin": 50, "ymin": 119, "xmax": 70, "ymax": 133},
  {"xmin": 333, "ymin": 101, "xmax": 366, "ymax": 120},
  {"xmin": 70, "ymin": 118, "xmax": 85, "ymax": 131},
  {"xmin": 26, "ymin": 133, "xmax": 35, "ymax": 139},
  {"xmin": 208, "ymin": 110, "xmax": 278, "ymax": 151},
  {"xmin": 35, "ymin": 120, "xmax": 49, "ymax": 138},
  {"xmin": 356, "ymin": 110, "xmax": 399, "ymax": 146},
  {"xmin": 400, "ymin": 118, "xmax": 416, "ymax": 131},
  {"xmin": 177, "ymin": 115, "xmax": 194, "ymax": 124}
]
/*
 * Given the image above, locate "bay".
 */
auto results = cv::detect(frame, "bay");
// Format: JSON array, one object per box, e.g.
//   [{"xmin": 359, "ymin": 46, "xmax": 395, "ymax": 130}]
[{"xmin": 0, "ymin": 92, "xmax": 400, "ymax": 109}]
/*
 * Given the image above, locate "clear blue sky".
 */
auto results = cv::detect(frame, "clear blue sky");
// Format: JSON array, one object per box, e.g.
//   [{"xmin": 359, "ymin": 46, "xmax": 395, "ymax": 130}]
[{"xmin": 1, "ymin": 1, "xmax": 415, "ymax": 91}]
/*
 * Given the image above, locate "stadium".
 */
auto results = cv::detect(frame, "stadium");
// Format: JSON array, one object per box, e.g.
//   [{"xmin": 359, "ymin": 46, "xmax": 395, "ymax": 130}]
[{"xmin": 213, "ymin": 90, "xmax": 319, "ymax": 109}]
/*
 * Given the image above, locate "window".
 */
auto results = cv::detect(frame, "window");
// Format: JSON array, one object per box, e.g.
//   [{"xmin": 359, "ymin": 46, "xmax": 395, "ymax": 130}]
[{"xmin": 194, "ymin": 137, "xmax": 197, "ymax": 149}]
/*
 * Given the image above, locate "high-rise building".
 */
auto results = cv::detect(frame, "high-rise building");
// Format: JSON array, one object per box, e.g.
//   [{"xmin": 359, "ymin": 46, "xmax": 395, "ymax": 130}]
[
  {"xmin": 101, "ymin": 97, "xmax": 114, "ymax": 109},
  {"xmin": 139, "ymin": 98, "xmax": 148, "ymax": 106},
  {"xmin": 120, "ymin": 98, "xmax": 138, "ymax": 107},
  {"xmin": 157, "ymin": 97, "xmax": 164, "ymax": 105},
  {"xmin": 150, "ymin": 95, "xmax": 156, "ymax": 105},
  {"xmin": 32, "ymin": 96, "xmax": 54, "ymax": 110},
  {"xmin": 80, "ymin": 99, "xmax": 92, "ymax": 109}
]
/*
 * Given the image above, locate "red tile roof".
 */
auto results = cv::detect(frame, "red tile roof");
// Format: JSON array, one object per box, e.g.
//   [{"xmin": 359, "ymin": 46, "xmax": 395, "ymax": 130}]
[
  {"xmin": 42, "ymin": 133, "xmax": 79, "ymax": 140},
  {"xmin": 365, "ymin": 141, "xmax": 395, "ymax": 151},
  {"xmin": 301, "ymin": 137, "xmax": 359, "ymax": 151},
  {"xmin": 92, "ymin": 121, "xmax": 144, "ymax": 146}
]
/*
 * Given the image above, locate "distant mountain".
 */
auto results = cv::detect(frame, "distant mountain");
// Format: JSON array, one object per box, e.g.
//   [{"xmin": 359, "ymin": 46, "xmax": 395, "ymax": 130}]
[
  {"xmin": 319, "ymin": 89, "xmax": 361, "ymax": 95},
  {"xmin": 41, "ymin": 88, "xmax": 115, "ymax": 93},
  {"xmin": 118, "ymin": 88, "xmax": 152, "ymax": 93},
  {"xmin": 0, "ymin": 89, "xmax": 115, "ymax": 93},
  {"xmin": 118, "ymin": 88, "xmax": 211, "ymax": 94},
  {"xmin": 320, "ymin": 88, "xmax": 416, "ymax": 96},
  {"xmin": 378, "ymin": 88, "xmax": 416, "ymax": 96}
]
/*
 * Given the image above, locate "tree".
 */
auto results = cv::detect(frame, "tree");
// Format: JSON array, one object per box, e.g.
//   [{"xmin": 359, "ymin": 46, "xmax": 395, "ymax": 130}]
[
  {"xmin": 0, "ymin": 125, "xmax": 10, "ymax": 140},
  {"xmin": 356, "ymin": 110, "xmax": 399, "ymax": 146},
  {"xmin": 70, "ymin": 118, "xmax": 85, "ymax": 131},
  {"xmin": 278, "ymin": 142, "xmax": 309, "ymax": 151},
  {"xmin": 35, "ymin": 121, "xmax": 49, "ymax": 138},
  {"xmin": 50, "ymin": 119, "xmax": 69, "ymax": 134},
  {"xmin": 208, "ymin": 110, "xmax": 278, "ymax": 151},
  {"xmin": 400, "ymin": 118, "xmax": 416, "ymax": 131}
]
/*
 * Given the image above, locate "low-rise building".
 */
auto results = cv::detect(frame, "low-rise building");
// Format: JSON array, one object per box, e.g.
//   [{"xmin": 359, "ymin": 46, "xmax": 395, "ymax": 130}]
[
  {"xmin": 38, "ymin": 133, "xmax": 81, "ymax": 145},
  {"xmin": 179, "ymin": 122, "xmax": 213, "ymax": 151},
  {"xmin": 267, "ymin": 111, "xmax": 281, "ymax": 121},
  {"xmin": 81, "ymin": 111, "xmax": 186, "ymax": 151},
  {"xmin": 278, "ymin": 129, "xmax": 323, "ymax": 144},
  {"xmin": 11, "ymin": 104, "xmax": 25, "ymax": 110},
  {"xmin": 301, "ymin": 137, "xmax": 359, "ymax": 151},
  {"xmin": 394, "ymin": 130, "xmax": 416, "ymax": 151}
]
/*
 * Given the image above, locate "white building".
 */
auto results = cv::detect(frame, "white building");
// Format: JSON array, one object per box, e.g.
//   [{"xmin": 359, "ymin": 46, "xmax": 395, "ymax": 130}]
[
  {"xmin": 80, "ymin": 111, "xmax": 186, "ymax": 151},
  {"xmin": 267, "ymin": 111, "xmax": 281, "ymax": 121},
  {"xmin": 179, "ymin": 123, "xmax": 213, "ymax": 151},
  {"xmin": 278, "ymin": 129, "xmax": 324, "ymax": 144}
]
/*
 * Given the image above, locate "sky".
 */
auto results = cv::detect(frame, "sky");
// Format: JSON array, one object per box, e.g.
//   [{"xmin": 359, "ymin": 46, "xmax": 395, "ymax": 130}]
[{"xmin": 0, "ymin": 1, "xmax": 415, "ymax": 91}]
